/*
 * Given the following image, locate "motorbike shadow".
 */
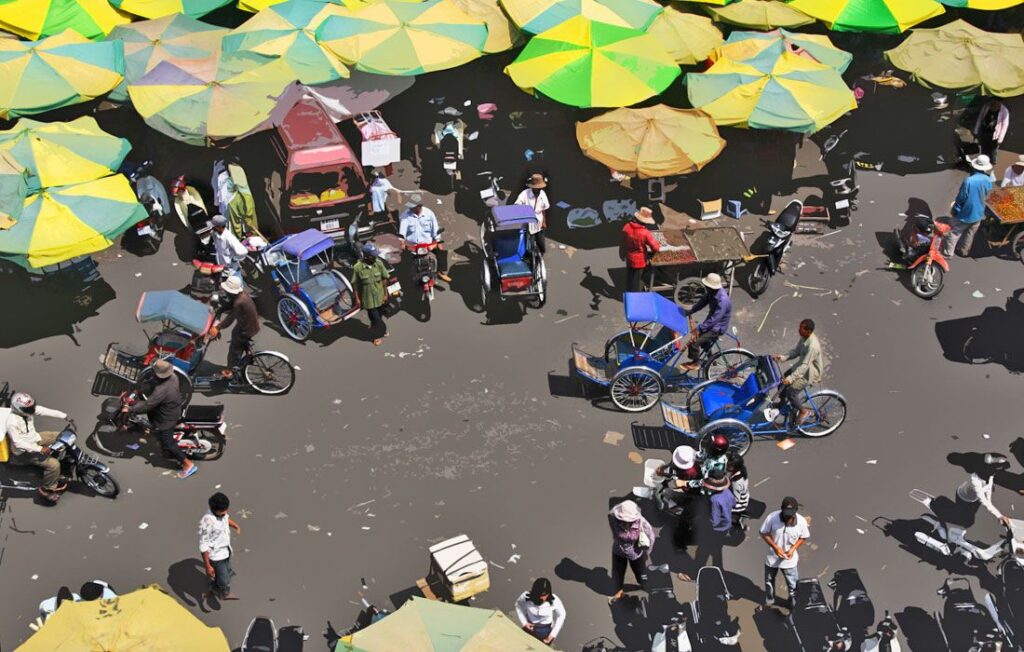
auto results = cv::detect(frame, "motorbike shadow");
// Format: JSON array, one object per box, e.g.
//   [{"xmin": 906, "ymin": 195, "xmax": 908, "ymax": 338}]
[
  {"xmin": 935, "ymin": 289, "xmax": 1024, "ymax": 374},
  {"xmin": 89, "ymin": 423, "xmax": 180, "ymax": 472}
]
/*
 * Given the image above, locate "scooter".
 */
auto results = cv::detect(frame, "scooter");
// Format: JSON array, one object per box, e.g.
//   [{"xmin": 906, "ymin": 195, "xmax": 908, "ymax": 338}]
[
  {"xmin": 890, "ymin": 212, "xmax": 950, "ymax": 299},
  {"xmin": 748, "ymin": 199, "xmax": 803, "ymax": 297},
  {"xmin": 633, "ymin": 458, "xmax": 687, "ymax": 519},
  {"xmin": 788, "ymin": 578, "xmax": 852, "ymax": 652},
  {"xmin": 862, "ymin": 612, "xmax": 902, "ymax": 652},
  {"xmin": 936, "ymin": 577, "xmax": 1006, "ymax": 651},
  {"xmin": 477, "ymin": 171, "xmax": 506, "ymax": 209},
  {"xmin": 986, "ymin": 547, "xmax": 1024, "ymax": 651},
  {"xmin": 123, "ymin": 160, "xmax": 169, "ymax": 254},
  {"xmin": 408, "ymin": 241, "xmax": 440, "ymax": 303},
  {"xmin": 691, "ymin": 566, "xmax": 740, "ymax": 647},
  {"xmin": 909, "ymin": 483, "xmax": 1020, "ymax": 567},
  {"xmin": 99, "ymin": 393, "xmax": 226, "ymax": 461},
  {"xmin": 830, "ymin": 569, "xmax": 876, "ymax": 642},
  {"xmin": 432, "ymin": 107, "xmax": 465, "ymax": 192},
  {"xmin": 820, "ymin": 129, "xmax": 860, "ymax": 224},
  {"xmin": 651, "ymin": 614, "xmax": 694, "ymax": 652}
]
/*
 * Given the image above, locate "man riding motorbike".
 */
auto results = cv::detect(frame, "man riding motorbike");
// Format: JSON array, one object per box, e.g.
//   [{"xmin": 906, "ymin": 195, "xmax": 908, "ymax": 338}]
[
  {"xmin": 209, "ymin": 276, "xmax": 259, "ymax": 379},
  {"xmin": 211, "ymin": 214, "xmax": 248, "ymax": 281},
  {"xmin": 682, "ymin": 273, "xmax": 732, "ymax": 370},
  {"xmin": 121, "ymin": 360, "xmax": 195, "ymax": 480},
  {"xmin": 398, "ymin": 193, "xmax": 451, "ymax": 283},
  {"xmin": 5, "ymin": 392, "xmax": 71, "ymax": 502}
]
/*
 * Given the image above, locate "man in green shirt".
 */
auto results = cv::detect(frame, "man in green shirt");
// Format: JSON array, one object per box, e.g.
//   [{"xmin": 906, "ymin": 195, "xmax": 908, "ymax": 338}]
[{"xmin": 350, "ymin": 243, "xmax": 391, "ymax": 346}]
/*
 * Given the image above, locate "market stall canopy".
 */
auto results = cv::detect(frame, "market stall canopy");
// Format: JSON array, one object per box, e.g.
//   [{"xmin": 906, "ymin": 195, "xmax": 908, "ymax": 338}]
[
  {"xmin": 107, "ymin": 14, "xmax": 226, "ymax": 102},
  {"xmin": 0, "ymin": 174, "xmax": 146, "ymax": 268},
  {"xmin": 450, "ymin": 0, "xmax": 523, "ymax": 52},
  {"xmin": 15, "ymin": 585, "xmax": 230, "ymax": 652},
  {"xmin": 128, "ymin": 51, "xmax": 295, "ymax": 146},
  {"xmin": 712, "ymin": 28, "xmax": 852, "ymax": 72},
  {"xmin": 0, "ymin": 30, "xmax": 125, "ymax": 119},
  {"xmin": 0, "ymin": 0, "xmax": 131, "ymax": 40},
  {"xmin": 111, "ymin": 0, "xmax": 232, "ymax": 19},
  {"xmin": 500, "ymin": 0, "xmax": 662, "ymax": 35},
  {"xmin": 706, "ymin": 0, "xmax": 813, "ymax": 29},
  {"xmin": 939, "ymin": 0, "xmax": 1022, "ymax": 8},
  {"xmin": 0, "ymin": 152, "xmax": 27, "ymax": 226},
  {"xmin": 0, "ymin": 116, "xmax": 131, "ymax": 192},
  {"xmin": 687, "ymin": 48, "xmax": 856, "ymax": 132},
  {"xmin": 886, "ymin": 19, "xmax": 1024, "ymax": 97},
  {"xmin": 577, "ymin": 105, "xmax": 725, "ymax": 177},
  {"xmin": 316, "ymin": 0, "xmax": 487, "ymax": 75},
  {"xmin": 646, "ymin": 7, "xmax": 722, "ymax": 66},
  {"xmin": 505, "ymin": 16, "xmax": 680, "ymax": 108},
  {"xmin": 346, "ymin": 597, "xmax": 546, "ymax": 650},
  {"xmin": 787, "ymin": 0, "xmax": 944, "ymax": 33}
]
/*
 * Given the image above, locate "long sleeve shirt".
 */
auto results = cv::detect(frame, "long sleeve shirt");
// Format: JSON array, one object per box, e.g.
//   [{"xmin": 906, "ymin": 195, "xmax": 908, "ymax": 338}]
[
  {"xmin": 621, "ymin": 222, "xmax": 660, "ymax": 269},
  {"xmin": 974, "ymin": 102, "xmax": 1010, "ymax": 143},
  {"xmin": 127, "ymin": 376, "xmax": 183, "ymax": 432},
  {"xmin": 730, "ymin": 475, "xmax": 750, "ymax": 514},
  {"xmin": 398, "ymin": 207, "xmax": 441, "ymax": 246},
  {"xmin": 198, "ymin": 511, "xmax": 232, "ymax": 561},
  {"xmin": 689, "ymin": 288, "xmax": 732, "ymax": 335},
  {"xmin": 952, "ymin": 172, "xmax": 994, "ymax": 224},
  {"xmin": 218, "ymin": 293, "xmax": 260, "ymax": 339},
  {"xmin": 514, "ymin": 592, "xmax": 567, "ymax": 638},
  {"xmin": 5, "ymin": 405, "xmax": 66, "ymax": 454},
  {"xmin": 783, "ymin": 332, "xmax": 824, "ymax": 385},
  {"xmin": 710, "ymin": 489, "xmax": 737, "ymax": 533},
  {"xmin": 213, "ymin": 229, "xmax": 248, "ymax": 268},
  {"xmin": 610, "ymin": 515, "xmax": 655, "ymax": 560}
]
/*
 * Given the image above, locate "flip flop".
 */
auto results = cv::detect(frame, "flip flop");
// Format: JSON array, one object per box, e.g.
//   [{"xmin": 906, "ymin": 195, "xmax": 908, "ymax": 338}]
[
  {"xmin": 177, "ymin": 465, "xmax": 199, "ymax": 480},
  {"xmin": 373, "ymin": 338, "xmax": 383, "ymax": 346}
]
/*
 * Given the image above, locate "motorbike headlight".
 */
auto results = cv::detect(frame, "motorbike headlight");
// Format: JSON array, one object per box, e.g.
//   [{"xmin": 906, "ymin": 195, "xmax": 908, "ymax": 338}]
[{"xmin": 421, "ymin": 275, "xmax": 430, "ymax": 283}]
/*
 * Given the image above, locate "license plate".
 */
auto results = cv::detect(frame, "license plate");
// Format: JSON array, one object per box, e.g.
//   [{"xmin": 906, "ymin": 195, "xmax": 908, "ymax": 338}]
[
  {"xmin": 387, "ymin": 281, "xmax": 402, "ymax": 295},
  {"xmin": 443, "ymin": 161, "xmax": 457, "ymax": 170},
  {"xmin": 835, "ymin": 199, "xmax": 850, "ymax": 209},
  {"xmin": 319, "ymin": 218, "xmax": 340, "ymax": 232},
  {"xmin": 137, "ymin": 225, "xmax": 155, "ymax": 237}
]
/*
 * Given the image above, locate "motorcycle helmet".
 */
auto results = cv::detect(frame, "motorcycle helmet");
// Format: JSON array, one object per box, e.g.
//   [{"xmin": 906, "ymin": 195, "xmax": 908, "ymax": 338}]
[
  {"xmin": 705, "ymin": 433, "xmax": 730, "ymax": 457},
  {"xmin": 11, "ymin": 392, "xmax": 35, "ymax": 415},
  {"xmin": 171, "ymin": 176, "xmax": 187, "ymax": 196}
]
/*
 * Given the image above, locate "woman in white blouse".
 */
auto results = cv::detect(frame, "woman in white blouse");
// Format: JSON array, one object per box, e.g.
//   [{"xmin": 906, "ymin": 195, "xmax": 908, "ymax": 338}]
[{"xmin": 514, "ymin": 577, "xmax": 566, "ymax": 646}]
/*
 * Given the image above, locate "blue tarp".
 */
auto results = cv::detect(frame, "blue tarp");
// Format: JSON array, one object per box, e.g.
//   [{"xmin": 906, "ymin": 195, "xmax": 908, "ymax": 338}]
[
  {"xmin": 136, "ymin": 290, "xmax": 213, "ymax": 334},
  {"xmin": 624, "ymin": 292, "xmax": 690, "ymax": 336},
  {"xmin": 279, "ymin": 229, "xmax": 334, "ymax": 260}
]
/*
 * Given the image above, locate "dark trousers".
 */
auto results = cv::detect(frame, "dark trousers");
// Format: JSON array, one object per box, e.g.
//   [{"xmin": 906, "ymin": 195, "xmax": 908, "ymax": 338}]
[
  {"xmin": 979, "ymin": 133, "xmax": 1000, "ymax": 161},
  {"xmin": 157, "ymin": 428, "xmax": 186, "ymax": 465},
  {"xmin": 611, "ymin": 551, "xmax": 648, "ymax": 593},
  {"xmin": 527, "ymin": 623, "xmax": 553, "ymax": 642},
  {"xmin": 367, "ymin": 306, "xmax": 388, "ymax": 338},
  {"xmin": 764, "ymin": 565, "xmax": 799, "ymax": 605},
  {"xmin": 210, "ymin": 555, "xmax": 233, "ymax": 597},
  {"xmin": 534, "ymin": 231, "xmax": 546, "ymax": 255},
  {"xmin": 781, "ymin": 380, "xmax": 809, "ymax": 410},
  {"xmin": 688, "ymin": 331, "xmax": 719, "ymax": 362},
  {"xmin": 227, "ymin": 333, "xmax": 254, "ymax": 370},
  {"xmin": 626, "ymin": 266, "xmax": 647, "ymax": 293}
]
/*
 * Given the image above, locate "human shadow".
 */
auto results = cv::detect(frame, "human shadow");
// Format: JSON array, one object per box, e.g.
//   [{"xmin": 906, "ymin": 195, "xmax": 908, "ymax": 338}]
[
  {"xmin": 581, "ymin": 266, "xmax": 620, "ymax": 311},
  {"xmin": 754, "ymin": 606, "xmax": 798, "ymax": 652},
  {"xmin": 554, "ymin": 557, "xmax": 613, "ymax": 597},
  {"xmin": 948, "ymin": 449, "xmax": 1024, "ymax": 494},
  {"xmin": 935, "ymin": 289, "xmax": 1024, "ymax": 373},
  {"xmin": 167, "ymin": 558, "xmax": 212, "ymax": 613}
]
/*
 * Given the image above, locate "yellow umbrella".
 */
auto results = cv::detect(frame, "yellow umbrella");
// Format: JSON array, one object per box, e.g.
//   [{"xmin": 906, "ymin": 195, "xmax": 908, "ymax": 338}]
[
  {"xmin": 449, "ymin": 0, "xmax": 523, "ymax": 52},
  {"xmin": 501, "ymin": 0, "xmax": 663, "ymax": 34},
  {"xmin": 712, "ymin": 28, "xmax": 852, "ymax": 72},
  {"xmin": 16, "ymin": 585, "xmax": 230, "ymax": 652},
  {"xmin": 646, "ymin": 7, "xmax": 722, "ymax": 65},
  {"xmin": 0, "ymin": 151, "xmax": 27, "ymax": 227},
  {"xmin": 0, "ymin": 0, "xmax": 130, "ymax": 40},
  {"xmin": 886, "ymin": 19, "xmax": 1024, "ymax": 97},
  {"xmin": 577, "ymin": 105, "xmax": 725, "ymax": 177},
  {"xmin": 787, "ymin": 0, "xmax": 944, "ymax": 33},
  {"xmin": 939, "ymin": 0, "xmax": 1022, "ymax": 9},
  {"xmin": 707, "ymin": 0, "xmax": 813, "ymax": 28},
  {"xmin": 111, "ymin": 0, "xmax": 233, "ymax": 19}
]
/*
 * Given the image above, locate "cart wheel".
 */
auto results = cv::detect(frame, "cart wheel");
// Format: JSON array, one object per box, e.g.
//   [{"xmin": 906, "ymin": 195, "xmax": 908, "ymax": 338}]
[
  {"xmin": 277, "ymin": 294, "xmax": 313, "ymax": 341},
  {"xmin": 479, "ymin": 220, "xmax": 490, "ymax": 257},
  {"xmin": 674, "ymin": 276, "xmax": 707, "ymax": 311},
  {"xmin": 609, "ymin": 366, "xmax": 663, "ymax": 412},
  {"xmin": 243, "ymin": 351, "xmax": 295, "ymax": 395},
  {"xmin": 701, "ymin": 348, "xmax": 756, "ymax": 384},
  {"xmin": 796, "ymin": 390, "xmax": 847, "ymax": 438},
  {"xmin": 747, "ymin": 261, "xmax": 770, "ymax": 297},
  {"xmin": 910, "ymin": 263, "xmax": 944, "ymax": 299},
  {"xmin": 1013, "ymin": 231, "xmax": 1024, "ymax": 265},
  {"xmin": 699, "ymin": 419, "xmax": 753, "ymax": 457}
]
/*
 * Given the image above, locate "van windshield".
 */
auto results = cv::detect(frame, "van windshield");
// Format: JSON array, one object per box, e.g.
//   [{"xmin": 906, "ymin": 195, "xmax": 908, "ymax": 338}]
[{"xmin": 289, "ymin": 167, "xmax": 366, "ymax": 207}]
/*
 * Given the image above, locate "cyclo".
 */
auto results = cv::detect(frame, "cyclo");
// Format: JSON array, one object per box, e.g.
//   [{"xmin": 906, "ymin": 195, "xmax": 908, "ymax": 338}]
[
  {"xmin": 96, "ymin": 291, "xmax": 295, "ymax": 400},
  {"xmin": 572, "ymin": 292, "xmax": 753, "ymax": 412}
]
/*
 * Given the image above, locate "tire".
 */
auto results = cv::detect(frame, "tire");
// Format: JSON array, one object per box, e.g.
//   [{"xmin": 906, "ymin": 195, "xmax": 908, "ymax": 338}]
[
  {"xmin": 962, "ymin": 332, "xmax": 994, "ymax": 364},
  {"xmin": 244, "ymin": 351, "xmax": 295, "ymax": 395},
  {"xmin": 910, "ymin": 263, "xmax": 944, "ymax": 299},
  {"xmin": 686, "ymin": 379, "xmax": 719, "ymax": 420},
  {"xmin": 277, "ymin": 294, "xmax": 313, "ymax": 341},
  {"xmin": 186, "ymin": 430, "xmax": 224, "ymax": 460},
  {"xmin": 701, "ymin": 348, "xmax": 756, "ymax": 383},
  {"xmin": 674, "ymin": 276, "xmax": 706, "ymax": 311},
  {"xmin": 530, "ymin": 257, "xmax": 547, "ymax": 308},
  {"xmin": 480, "ymin": 262, "xmax": 491, "ymax": 312},
  {"xmin": 609, "ymin": 366, "xmax": 663, "ymax": 412},
  {"xmin": 747, "ymin": 260, "xmax": 770, "ymax": 298},
  {"xmin": 796, "ymin": 390, "xmax": 848, "ymax": 438},
  {"xmin": 698, "ymin": 419, "xmax": 754, "ymax": 457},
  {"xmin": 1013, "ymin": 230, "xmax": 1024, "ymax": 265},
  {"xmin": 80, "ymin": 465, "xmax": 120, "ymax": 498}
]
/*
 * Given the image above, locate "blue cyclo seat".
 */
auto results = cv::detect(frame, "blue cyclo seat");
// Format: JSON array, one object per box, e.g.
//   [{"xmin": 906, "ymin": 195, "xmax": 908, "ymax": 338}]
[
  {"xmin": 701, "ymin": 374, "xmax": 761, "ymax": 416},
  {"xmin": 495, "ymin": 230, "xmax": 531, "ymax": 278},
  {"xmin": 299, "ymin": 273, "xmax": 341, "ymax": 310}
]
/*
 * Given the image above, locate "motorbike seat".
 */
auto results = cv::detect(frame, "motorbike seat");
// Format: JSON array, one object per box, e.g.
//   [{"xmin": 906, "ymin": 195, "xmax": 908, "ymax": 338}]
[
  {"xmin": 181, "ymin": 404, "xmax": 224, "ymax": 424},
  {"xmin": 776, "ymin": 202, "xmax": 802, "ymax": 231}
]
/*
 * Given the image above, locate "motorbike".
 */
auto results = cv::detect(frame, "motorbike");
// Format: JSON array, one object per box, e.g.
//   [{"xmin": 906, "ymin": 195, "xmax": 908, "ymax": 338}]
[
  {"xmin": 477, "ymin": 171, "xmax": 506, "ymax": 210},
  {"xmin": 651, "ymin": 614, "xmax": 693, "ymax": 652},
  {"xmin": 788, "ymin": 578, "xmax": 853, "ymax": 652},
  {"xmin": 891, "ymin": 212, "xmax": 950, "ymax": 299},
  {"xmin": 986, "ymin": 547, "xmax": 1024, "ymax": 651},
  {"xmin": 432, "ymin": 106, "xmax": 466, "ymax": 192},
  {"xmin": 820, "ymin": 129, "xmax": 860, "ymax": 225},
  {"xmin": 407, "ymin": 229, "xmax": 445, "ymax": 306},
  {"xmin": 830, "ymin": 569, "xmax": 876, "ymax": 642},
  {"xmin": 99, "ymin": 392, "xmax": 226, "ymax": 461},
  {"xmin": 748, "ymin": 199, "xmax": 803, "ymax": 297},
  {"xmin": 691, "ymin": 566, "xmax": 740, "ymax": 647},
  {"xmin": 936, "ymin": 577, "xmax": 1006, "ymax": 651},
  {"xmin": 862, "ymin": 612, "xmax": 902, "ymax": 652},
  {"xmin": 633, "ymin": 458, "xmax": 688, "ymax": 519},
  {"xmin": 123, "ymin": 160, "xmax": 169, "ymax": 254}
]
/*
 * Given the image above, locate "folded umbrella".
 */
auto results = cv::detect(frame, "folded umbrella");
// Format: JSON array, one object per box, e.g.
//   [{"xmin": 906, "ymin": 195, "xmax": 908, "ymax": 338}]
[
  {"xmin": 0, "ymin": 0, "xmax": 130, "ymax": 40},
  {"xmin": 646, "ymin": 7, "xmax": 722, "ymax": 66}
]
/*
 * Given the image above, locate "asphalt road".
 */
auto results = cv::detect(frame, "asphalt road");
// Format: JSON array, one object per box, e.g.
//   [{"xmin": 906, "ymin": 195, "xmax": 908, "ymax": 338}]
[{"xmin": 2, "ymin": 109, "xmax": 1024, "ymax": 651}]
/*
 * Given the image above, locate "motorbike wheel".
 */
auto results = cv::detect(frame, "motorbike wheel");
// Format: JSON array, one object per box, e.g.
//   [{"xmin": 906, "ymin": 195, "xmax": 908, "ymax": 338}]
[
  {"xmin": 145, "ymin": 236, "xmax": 161, "ymax": 255},
  {"xmin": 796, "ymin": 390, "xmax": 848, "ymax": 438},
  {"xmin": 1012, "ymin": 231, "xmax": 1024, "ymax": 265},
  {"xmin": 609, "ymin": 366, "xmax": 663, "ymax": 413},
  {"xmin": 701, "ymin": 348, "xmax": 756, "ymax": 383},
  {"xmin": 80, "ymin": 465, "xmax": 120, "ymax": 498},
  {"xmin": 244, "ymin": 351, "xmax": 295, "ymax": 395},
  {"xmin": 747, "ymin": 260, "xmax": 771, "ymax": 298},
  {"xmin": 910, "ymin": 263, "xmax": 944, "ymax": 299},
  {"xmin": 187, "ymin": 431, "xmax": 224, "ymax": 460}
]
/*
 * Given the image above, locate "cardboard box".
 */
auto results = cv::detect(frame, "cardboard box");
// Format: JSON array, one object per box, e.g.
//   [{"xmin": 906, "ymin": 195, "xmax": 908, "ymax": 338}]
[{"xmin": 428, "ymin": 534, "xmax": 489, "ymax": 602}]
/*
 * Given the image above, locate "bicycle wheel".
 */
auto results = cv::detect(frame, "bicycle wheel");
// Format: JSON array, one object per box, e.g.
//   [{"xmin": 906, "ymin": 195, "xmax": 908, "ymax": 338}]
[
  {"xmin": 243, "ymin": 351, "xmax": 295, "ymax": 395},
  {"xmin": 796, "ymin": 390, "xmax": 847, "ymax": 438},
  {"xmin": 609, "ymin": 366, "xmax": 663, "ymax": 412},
  {"xmin": 701, "ymin": 348, "xmax": 756, "ymax": 384},
  {"xmin": 698, "ymin": 419, "xmax": 753, "ymax": 457}
]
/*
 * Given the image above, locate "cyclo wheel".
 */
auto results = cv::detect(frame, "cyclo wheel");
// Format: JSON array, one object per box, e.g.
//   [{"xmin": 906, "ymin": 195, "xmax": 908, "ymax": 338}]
[
  {"xmin": 243, "ymin": 351, "xmax": 295, "ymax": 395},
  {"xmin": 698, "ymin": 419, "xmax": 753, "ymax": 457},
  {"xmin": 701, "ymin": 348, "xmax": 756, "ymax": 384},
  {"xmin": 609, "ymin": 366, "xmax": 663, "ymax": 412},
  {"xmin": 796, "ymin": 390, "xmax": 848, "ymax": 438},
  {"xmin": 277, "ymin": 295, "xmax": 313, "ymax": 341}
]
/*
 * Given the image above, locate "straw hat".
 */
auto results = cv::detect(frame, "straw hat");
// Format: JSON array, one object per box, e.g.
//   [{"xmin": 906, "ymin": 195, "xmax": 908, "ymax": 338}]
[
  {"xmin": 1013, "ymin": 154, "xmax": 1024, "ymax": 168},
  {"xmin": 701, "ymin": 273, "xmax": 723, "ymax": 290},
  {"xmin": 153, "ymin": 359, "xmax": 174, "ymax": 379},
  {"xmin": 610, "ymin": 500, "xmax": 642, "ymax": 522},
  {"xmin": 970, "ymin": 155, "xmax": 993, "ymax": 173},
  {"xmin": 634, "ymin": 206, "xmax": 655, "ymax": 225}
]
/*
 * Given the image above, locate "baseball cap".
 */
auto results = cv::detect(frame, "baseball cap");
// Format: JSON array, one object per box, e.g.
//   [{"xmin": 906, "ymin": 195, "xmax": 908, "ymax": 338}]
[{"xmin": 781, "ymin": 496, "xmax": 799, "ymax": 518}]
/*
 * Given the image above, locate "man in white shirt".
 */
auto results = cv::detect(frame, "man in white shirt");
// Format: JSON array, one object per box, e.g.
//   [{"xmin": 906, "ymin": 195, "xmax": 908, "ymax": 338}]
[
  {"xmin": 515, "ymin": 173, "xmax": 550, "ymax": 254},
  {"xmin": 514, "ymin": 577, "xmax": 566, "ymax": 646},
  {"xmin": 199, "ymin": 492, "xmax": 241, "ymax": 601},
  {"xmin": 1002, "ymin": 155, "xmax": 1024, "ymax": 188},
  {"xmin": 211, "ymin": 214, "xmax": 248, "ymax": 278},
  {"xmin": 5, "ymin": 391, "xmax": 68, "ymax": 500},
  {"xmin": 760, "ymin": 496, "xmax": 810, "ymax": 608},
  {"xmin": 399, "ymin": 194, "xmax": 451, "ymax": 282}
]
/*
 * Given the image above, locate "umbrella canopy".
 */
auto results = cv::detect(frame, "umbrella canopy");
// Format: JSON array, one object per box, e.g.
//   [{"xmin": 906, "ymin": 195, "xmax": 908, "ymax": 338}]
[
  {"xmin": 128, "ymin": 51, "xmax": 295, "ymax": 145},
  {"xmin": 886, "ymin": 19, "xmax": 1024, "ymax": 98},
  {"xmin": 110, "ymin": 0, "xmax": 232, "ymax": 19},
  {"xmin": 787, "ymin": 0, "xmax": 944, "ymax": 33},
  {"xmin": 106, "ymin": 14, "xmax": 226, "ymax": 102},
  {"xmin": 646, "ymin": 7, "xmax": 722, "ymax": 65},
  {"xmin": 0, "ymin": 151, "xmax": 27, "ymax": 226},
  {"xmin": 505, "ymin": 16, "xmax": 680, "ymax": 108},
  {"xmin": 500, "ymin": 0, "xmax": 662, "ymax": 35},
  {"xmin": 15, "ymin": 585, "xmax": 230, "ymax": 652},
  {"xmin": 576, "ymin": 105, "xmax": 725, "ymax": 177},
  {"xmin": 687, "ymin": 48, "xmax": 857, "ymax": 132},
  {"xmin": 0, "ymin": 174, "xmax": 146, "ymax": 268},
  {"xmin": 0, "ymin": 0, "xmax": 130, "ymax": 40},
  {"xmin": 450, "ymin": 0, "xmax": 522, "ymax": 52},
  {"xmin": 707, "ymin": 0, "xmax": 814, "ymax": 29},
  {"xmin": 939, "ymin": 0, "xmax": 1022, "ymax": 8},
  {"xmin": 348, "ymin": 597, "xmax": 546, "ymax": 650},
  {"xmin": 0, "ymin": 116, "xmax": 131, "ymax": 192},
  {"xmin": 712, "ymin": 28, "xmax": 852, "ymax": 72},
  {"xmin": 677, "ymin": 0, "xmax": 735, "ymax": 5},
  {"xmin": 315, "ymin": 0, "xmax": 487, "ymax": 76},
  {"xmin": 0, "ymin": 30, "xmax": 125, "ymax": 119},
  {"xmin": 223, "ymin": 0, "xmax": 351, "ymax": 84}
]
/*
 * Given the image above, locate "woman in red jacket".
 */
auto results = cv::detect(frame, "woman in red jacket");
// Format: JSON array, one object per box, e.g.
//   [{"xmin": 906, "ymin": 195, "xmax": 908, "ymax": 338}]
[{"xmin": 621, "ymin": 207, "xmax": 661, "ymax": 293}]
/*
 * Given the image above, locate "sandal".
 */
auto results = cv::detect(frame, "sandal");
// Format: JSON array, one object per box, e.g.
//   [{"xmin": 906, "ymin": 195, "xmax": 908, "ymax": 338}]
[
  {"xmin": 177, "ymin": 465, "xmax": 199, "ymax": 480},
  {"xmin": 373, "ymin": 338, "xmax": 383, "ymax": 346}
]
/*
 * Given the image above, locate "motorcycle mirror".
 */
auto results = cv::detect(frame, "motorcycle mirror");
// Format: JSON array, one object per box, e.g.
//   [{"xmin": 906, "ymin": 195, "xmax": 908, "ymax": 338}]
[
  {"xmin": 463, "ymin": 100, "xmax": 472, "ymax": 106},
  {"xmin": 984, "ymin": 453, "xmax": 1010, "ymax": 466}
]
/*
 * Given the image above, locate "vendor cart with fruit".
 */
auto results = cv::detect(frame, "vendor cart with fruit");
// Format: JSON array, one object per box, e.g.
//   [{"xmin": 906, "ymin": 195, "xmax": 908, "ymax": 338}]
[{"xmin": 985, "ymin": 187, "xmax": 1024, "ymax": 264}]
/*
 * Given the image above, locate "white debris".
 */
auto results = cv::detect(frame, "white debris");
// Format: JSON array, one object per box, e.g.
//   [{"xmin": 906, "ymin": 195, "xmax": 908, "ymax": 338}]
[
  {"xmin": 866, "ymin": 460, "xmax": 878, "ymax": 465},
  {"xmin": 138, "ymin": 523, "xmax": 149, "ymax": 530},
  {"xmin": 856, "ymin": 528, "xmax": 866, "ymax": 535},
  {"xmin": 31, "ymin": 574, "xmax": 38, "ymax": 580},
  {"xmin": 972, "ymin": 290, "xmax": 985, "ymax": 298},
  {"xmin": 507, "ymin": 554, "xmax": 521, "ymax": 564}
]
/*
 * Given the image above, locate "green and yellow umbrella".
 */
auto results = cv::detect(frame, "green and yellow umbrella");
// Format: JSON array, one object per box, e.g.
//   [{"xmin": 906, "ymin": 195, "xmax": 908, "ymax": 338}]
[
  {"xmin": 316, "ymin": 0, "xmax": 487, "ymax": 76},
  {"xmin": 787, "ymin": 0, "xmax": 944, "ymax": 33},
  {"xmin": 0, "ymin": 175, "xmax": 146, "ymax": 268},
  {"xmin": 223, "ymin": 0, "xmax": 350, "ymax": 84},
  {"xmin": 577, "ymin": 105, "xmax": 725, "ymax": 177},
  {"xmin": 111, "ymin": 0, "xmax": 233, "ymax": 19},
  {"xmin": 505, "ymin": 16, "xmax": 680, "ymax": 108},
  {"xmin": 500, "ymin": 0, "xmax": 661, "ymax": 35},
  {"xmin": 107, "ymin": 14, "xmax": 226, "ymax": 102},
  {"xmin": 707, "ymin": 0, "xmax": 813, "ymax": 29},
  {"xmin": 887, "ymin": 19, "xmax": 1024, "ymax": 98},
  {"xmin": 677, "ymin": 0, "xmax": 735, "ymax": 5},
  {"xmin": 128, "ymin": 52, "xmax": 294, "ymax": 146},
  {"xmin": 450, "ymin": 0, "xmax": 523, "ymax": 53},
  {"xmin": 0, "ymin": 0, "xmax": 130, "ymax": 40},
  {"xmin": 939, "ymin": 0, "xmax": 1021, "ymax": 8},
  {"xmin": 0, "ymin": 116, "xmax": 131, "ymax": 192},
  {"xmin": 0, "ymin": 152, "xmax": 27, "ymax": 227},
  {"xmin": 0, "ymin": 30, "xmax": 125, "ymax": 119},
  {"xmin": 712, "ymin": 28, "xmax": 852, "ymax": 72},
  {"xmin": 646, "ymin": 7, "xmax": 722, "ymax": 65},
  {"xmin": 687, "ymin": 48, "xmax": 856, "ymax": 132}
]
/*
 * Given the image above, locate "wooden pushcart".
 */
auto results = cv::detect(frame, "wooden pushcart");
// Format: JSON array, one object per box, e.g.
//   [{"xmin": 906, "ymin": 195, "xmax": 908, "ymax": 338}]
[
  {"xmin": 985, "ymin": 187, "xmax": 1024, "ymax": 264},
  {"xmin": 642, "ymin": 225, "xmax": 753, "ymax": 310}
]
